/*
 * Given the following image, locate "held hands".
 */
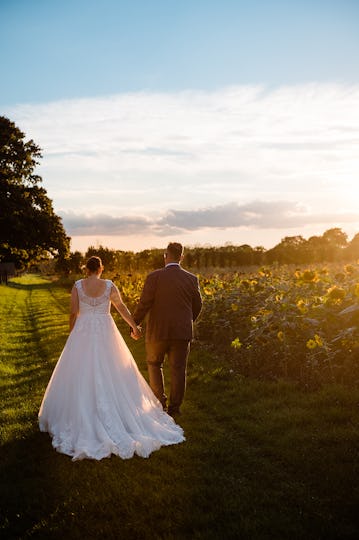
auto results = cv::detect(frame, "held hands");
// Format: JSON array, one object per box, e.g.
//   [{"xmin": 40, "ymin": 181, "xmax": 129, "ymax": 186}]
[{"xmin": 130, "ymin": 325, "xmax": 142, "ymax": 340}]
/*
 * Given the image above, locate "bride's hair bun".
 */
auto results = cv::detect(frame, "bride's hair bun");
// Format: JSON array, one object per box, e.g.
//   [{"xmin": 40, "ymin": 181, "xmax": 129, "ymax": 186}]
[{"xmin": 86, "ymin": 256, "xmax": 103, "ymax": 273}]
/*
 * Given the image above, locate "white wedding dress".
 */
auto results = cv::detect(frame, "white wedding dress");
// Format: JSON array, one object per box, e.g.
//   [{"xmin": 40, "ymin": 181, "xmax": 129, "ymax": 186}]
[{"xmin": 39, "ymin": 279, "xmax": 185, "ymax": 461}]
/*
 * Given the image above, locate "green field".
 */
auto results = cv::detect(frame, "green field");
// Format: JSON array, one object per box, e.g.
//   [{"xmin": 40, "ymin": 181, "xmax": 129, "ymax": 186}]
[{"xmin": 1, "ymin": 274, "xmax": 359, "ymax": 539}]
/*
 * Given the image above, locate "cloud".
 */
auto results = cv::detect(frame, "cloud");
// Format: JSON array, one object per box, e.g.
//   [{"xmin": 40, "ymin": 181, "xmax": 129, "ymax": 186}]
[
  {"xmin": 5, "ymin": 83, "xmax": 359, "ymax": 248},
  {"xmin": 160, "ymin": 201, "xmax": 359, "ymax": 231},
  {"xmin": 61, "ymin": 211, "xmax": 152, "ymax": 236},
  {"xmin": 61, "ymin": 201, "xmax": 359, "ymax": 237},
  {"xmin": 7, "ymin": 83, "xmax": 359, "ymax": 181}
]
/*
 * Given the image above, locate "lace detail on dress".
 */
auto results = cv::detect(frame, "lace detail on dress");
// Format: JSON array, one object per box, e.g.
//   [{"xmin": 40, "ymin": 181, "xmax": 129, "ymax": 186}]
[{"xmin": 75, "ymin": 279, "xmax": 112, "ymax": 307}]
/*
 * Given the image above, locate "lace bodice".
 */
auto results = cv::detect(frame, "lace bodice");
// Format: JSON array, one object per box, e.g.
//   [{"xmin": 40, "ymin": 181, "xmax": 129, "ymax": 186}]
[{"xmin": 75, "ymin": 279, "xmax": 112, "ymax": 315}]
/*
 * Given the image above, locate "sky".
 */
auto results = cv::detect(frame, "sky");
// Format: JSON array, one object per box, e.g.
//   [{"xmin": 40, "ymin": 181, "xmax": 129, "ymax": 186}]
[{"xmin": 1, "ymin": 0, "xmax": 359, "ymax": 253}]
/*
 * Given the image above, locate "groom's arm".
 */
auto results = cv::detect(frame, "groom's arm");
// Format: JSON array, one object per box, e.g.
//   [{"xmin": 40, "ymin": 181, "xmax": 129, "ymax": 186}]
[
  {"xmin": 192, "ymin": 277, "xmax": 203, "ymax": 322},
  {"xmin": 133, "ymin": 271, "xmax": 159, "ymax": 324}
]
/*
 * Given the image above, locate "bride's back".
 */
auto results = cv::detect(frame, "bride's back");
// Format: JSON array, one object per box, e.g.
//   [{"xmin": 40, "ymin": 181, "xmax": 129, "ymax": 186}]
[
  {"xmin": 76, "ymin": 279, "xmax": 112, "ymax": 314},
  {"xmin": 81, "ymin": 277, "xmax": 107, "ymax": 298}
]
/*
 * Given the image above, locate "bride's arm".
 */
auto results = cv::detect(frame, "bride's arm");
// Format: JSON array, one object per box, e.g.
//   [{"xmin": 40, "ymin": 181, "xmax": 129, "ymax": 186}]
[
  {"xmin": 110, "ymin": 283, "xmax": 142, "ymax": 339},
  {"xmin": 69, "ymin": 285, "xmax": 79, "ymax": 332}
]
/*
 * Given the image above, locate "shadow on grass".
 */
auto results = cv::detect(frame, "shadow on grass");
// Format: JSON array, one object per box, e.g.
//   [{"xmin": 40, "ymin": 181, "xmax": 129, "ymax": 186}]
[
  {"xmin": 0, "ymin": 431, "xmax": 64, "ymax": 538},
  {"xmin": 2, "ymin": 366, "xmax": 359, "ymax": 539},
  {"xmin": 7, "ymin": 277, "xmax": 76, "ymax": 317},
  {"xmin": 7, "ymin": 277, "xmax": 73, "ymax": 293},
  {"xmin": 0, "ymin": 428, "xmax": 192, "ymax": 539},
  {"xmin": 7, "ymin": 281, "xmax": 54, "ymax": 291}
]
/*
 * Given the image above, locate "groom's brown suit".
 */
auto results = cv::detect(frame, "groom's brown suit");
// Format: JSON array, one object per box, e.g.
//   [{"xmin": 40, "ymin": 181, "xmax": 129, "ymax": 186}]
[{"xmin": 134, "ymin": 264, "xmax": 202, "ymax": 414}]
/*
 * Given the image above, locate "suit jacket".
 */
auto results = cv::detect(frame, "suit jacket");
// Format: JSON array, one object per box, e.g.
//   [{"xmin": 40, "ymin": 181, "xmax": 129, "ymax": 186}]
[{"xmin": 133, "ymin": 264, "xmax": 202, "ymax": 342}]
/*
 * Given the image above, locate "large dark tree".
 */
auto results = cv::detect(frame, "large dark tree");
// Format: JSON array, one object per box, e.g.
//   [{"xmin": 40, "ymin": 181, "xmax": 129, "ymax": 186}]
[{"xmin": 0, "ymin": 116, "xmax": 70, "ymax": 269}]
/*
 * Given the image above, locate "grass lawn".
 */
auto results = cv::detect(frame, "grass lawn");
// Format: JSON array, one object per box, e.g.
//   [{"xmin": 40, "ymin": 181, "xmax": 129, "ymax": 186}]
[{"xmin": 1, "ymin": 274, "xmax": 359, "ymax": 539}]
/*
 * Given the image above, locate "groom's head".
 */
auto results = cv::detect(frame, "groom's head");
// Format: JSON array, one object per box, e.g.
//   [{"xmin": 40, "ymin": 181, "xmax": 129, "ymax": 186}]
[{"xmin": 165, "ymin": 242, "xmax": 183, "ymax": 263}]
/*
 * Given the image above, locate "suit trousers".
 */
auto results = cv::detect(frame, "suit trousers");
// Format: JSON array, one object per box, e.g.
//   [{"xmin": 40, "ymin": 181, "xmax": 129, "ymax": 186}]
[{"xmin": 145, "ymin": 340, "xmax": 190, "ymax": 413}]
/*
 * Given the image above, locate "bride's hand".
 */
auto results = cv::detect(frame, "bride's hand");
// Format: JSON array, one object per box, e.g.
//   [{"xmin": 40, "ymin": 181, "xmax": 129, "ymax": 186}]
[{"xmin": 131, "ymin": 325, "xmax": 142, "ymax": 340}]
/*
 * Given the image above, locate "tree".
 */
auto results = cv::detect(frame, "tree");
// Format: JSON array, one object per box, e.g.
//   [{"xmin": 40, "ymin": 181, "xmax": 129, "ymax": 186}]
[
  {"xmin": 85, "ymin": 245, "xmax": 119, "ymax": 271},
  {"xmin": 56, "ymin": 250, "xmax": 84, "ymax": 275},
  {"xmin": 0, "ymin": 116, "xmax": 70, "ymax": 269},
  {"xmin": 306, "ymin": 235, "xmax": 326, "ymax": 263},
  {"xmin": 321, "ymin": 227, "xmax": 348, "ymax": 262},
  {"xmin": 322, "ymin": 227, "xmax": 348, "ymax": 248},
  {"xmin": 345, "ymin": 233, "xmax": 359, "ymax": 261},
  {"xmin": 266, "ymin": 235, "xmax": 307, "ymax": 264}
]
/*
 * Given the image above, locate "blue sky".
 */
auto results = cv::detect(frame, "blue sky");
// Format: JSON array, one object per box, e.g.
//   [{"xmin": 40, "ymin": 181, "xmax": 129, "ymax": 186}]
[{"xmin": 1, "ymin": 0, "xmax": 359, "ymax": 252}]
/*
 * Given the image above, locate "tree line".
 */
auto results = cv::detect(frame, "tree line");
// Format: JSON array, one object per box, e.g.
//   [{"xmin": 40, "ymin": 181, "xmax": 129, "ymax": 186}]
[{"xmin": 61, "ymin": 227, "xmax": 359, "ymax": 275}]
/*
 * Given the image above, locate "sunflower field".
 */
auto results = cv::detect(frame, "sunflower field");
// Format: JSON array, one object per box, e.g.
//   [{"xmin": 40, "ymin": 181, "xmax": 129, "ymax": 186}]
[{"xmin": 116, "ymin": 262, "xmax": 359, "ymax": 386}]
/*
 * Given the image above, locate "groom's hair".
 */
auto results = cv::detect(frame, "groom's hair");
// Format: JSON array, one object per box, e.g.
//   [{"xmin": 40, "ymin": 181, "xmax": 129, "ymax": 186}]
[{"xmin": 166, "ymin": 242, "xmax": 183, "ymax": 261}]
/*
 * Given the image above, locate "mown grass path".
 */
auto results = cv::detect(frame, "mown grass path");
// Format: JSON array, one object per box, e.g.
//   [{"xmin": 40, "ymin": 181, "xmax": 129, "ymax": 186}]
[{"xmin": 1, "ymin": 275, "xmax": 359, "ymax": 539}]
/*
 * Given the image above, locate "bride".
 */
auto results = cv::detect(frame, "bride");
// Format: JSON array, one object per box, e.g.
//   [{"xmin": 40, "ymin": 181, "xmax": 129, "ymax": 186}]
[{"xmin": 38, "ymin": 256, "xmax": 184, "ymax": 461}]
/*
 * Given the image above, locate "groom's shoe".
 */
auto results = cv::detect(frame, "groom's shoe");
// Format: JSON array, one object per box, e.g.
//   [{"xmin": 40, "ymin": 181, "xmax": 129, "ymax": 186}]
[
  {"xmin": 161, "ymin": 400, "xmax": 168, "ymax": 412},
  {"xmin": 167, "ymin": 406, "xmax": 181, "ymax": 418}
]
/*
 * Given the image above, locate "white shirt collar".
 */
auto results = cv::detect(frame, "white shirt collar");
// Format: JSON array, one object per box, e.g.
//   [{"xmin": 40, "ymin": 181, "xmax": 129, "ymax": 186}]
[{"xmin": 165, "ymin": 262, "xmax": 180, "ymax": 267}]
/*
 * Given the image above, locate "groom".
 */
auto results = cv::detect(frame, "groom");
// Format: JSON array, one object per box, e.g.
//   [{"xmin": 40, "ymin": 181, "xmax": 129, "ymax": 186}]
[{"xmin": 133, "ymin": 242, "xmax": 202, "ymax": 417}]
